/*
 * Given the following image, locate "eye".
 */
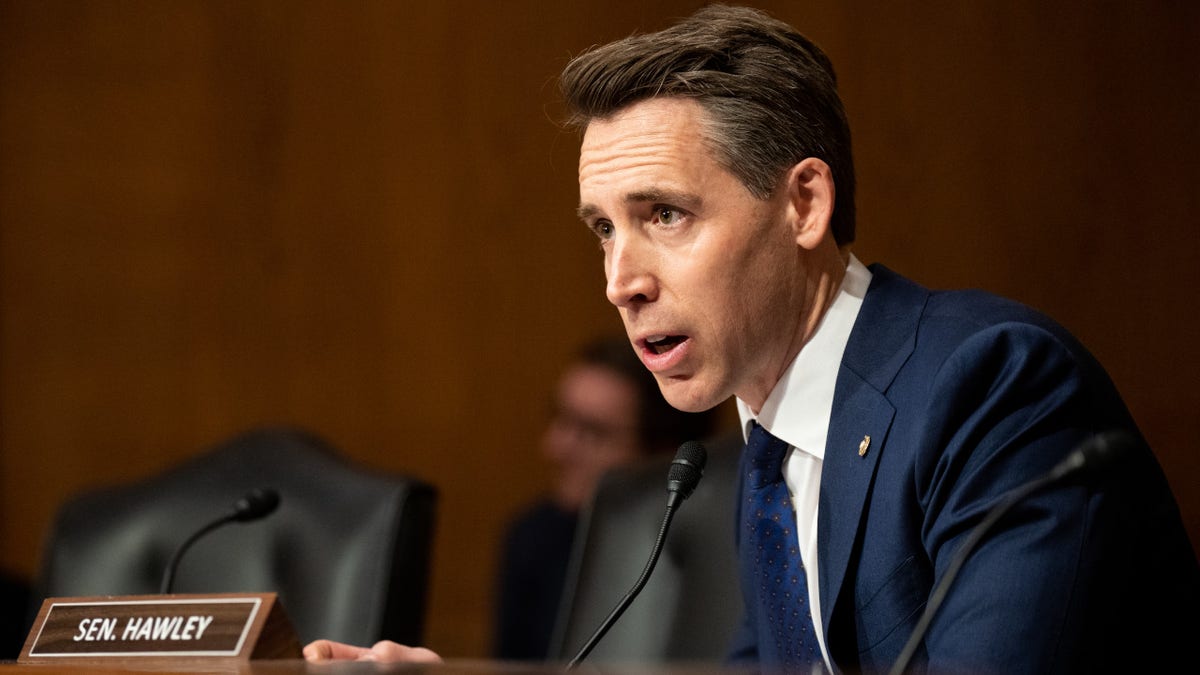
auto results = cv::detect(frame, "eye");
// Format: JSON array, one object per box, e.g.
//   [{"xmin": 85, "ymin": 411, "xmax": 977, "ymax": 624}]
[
  {"xmin": 655, "ymin": 206, "xmax": 682, "ymax": 225},
  {"xmin": 590, "ymin": 219, "xmax": 614, "ymax": 241}
]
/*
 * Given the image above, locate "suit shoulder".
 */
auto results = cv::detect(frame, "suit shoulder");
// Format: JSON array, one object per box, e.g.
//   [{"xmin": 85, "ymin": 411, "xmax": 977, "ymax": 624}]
[
  {"xmin": 867, "ymin": 263, "xmax": 1063, "ymax": 333},
  {"xmin": 926, "ymin": 287, "xmax": 1059, "ymax": 333}
]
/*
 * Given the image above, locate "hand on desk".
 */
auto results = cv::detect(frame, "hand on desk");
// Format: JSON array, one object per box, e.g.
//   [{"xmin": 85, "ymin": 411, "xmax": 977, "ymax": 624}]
[{"xmin": 303, "ymin": 639, "xmax": 443, "ymax": 663}]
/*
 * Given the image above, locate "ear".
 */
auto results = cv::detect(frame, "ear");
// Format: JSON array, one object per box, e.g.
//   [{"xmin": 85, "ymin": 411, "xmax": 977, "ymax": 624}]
[{"xmin": 784, "ymin": 157, "xmax": 836, "ymax": 250}]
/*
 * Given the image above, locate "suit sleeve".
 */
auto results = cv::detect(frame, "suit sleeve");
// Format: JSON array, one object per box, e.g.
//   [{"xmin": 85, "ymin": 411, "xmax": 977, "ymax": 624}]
[{"xmin": 910, "ymin": 320, "xmax": 1138, "ymax": 672}]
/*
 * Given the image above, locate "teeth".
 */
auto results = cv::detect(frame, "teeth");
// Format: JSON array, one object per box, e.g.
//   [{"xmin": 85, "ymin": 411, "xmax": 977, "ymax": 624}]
[{"xmin": 645, "ymin": 335, "xmax": 682, "ymax": 355}]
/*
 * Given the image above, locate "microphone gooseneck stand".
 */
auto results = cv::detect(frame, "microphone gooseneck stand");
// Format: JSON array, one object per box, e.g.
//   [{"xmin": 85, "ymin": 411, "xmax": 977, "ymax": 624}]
[
  {"xmin": 159, "ymin": 487, "xmax": 281, "ymax": 594},
  {"xmin": 887, "ymin": 430, "xmax": 1134, "ymax": 675},
  {"xmin": 565, "ymin": 500, "xmax": 679, "ymax": 669},
  {"xmin": 565, "ymin": 440, "xmax": 707, "ymax": 671}
]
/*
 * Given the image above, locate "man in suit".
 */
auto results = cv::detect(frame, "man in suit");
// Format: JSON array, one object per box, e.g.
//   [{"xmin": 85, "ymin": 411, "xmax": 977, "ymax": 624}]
[
  {"xmin": 306, "ymin": 5, "xmax": 1198, "ymax": 671},
  {"xmin": 559, "ymin": 5, "xmax": 1198, "ymax": 673}
]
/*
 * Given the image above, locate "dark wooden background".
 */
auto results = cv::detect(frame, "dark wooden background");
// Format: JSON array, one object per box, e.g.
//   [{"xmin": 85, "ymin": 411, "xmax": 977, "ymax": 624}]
[{"xmin": 2, "ymin": 0, "xmax": 1196, "ymax": 657}]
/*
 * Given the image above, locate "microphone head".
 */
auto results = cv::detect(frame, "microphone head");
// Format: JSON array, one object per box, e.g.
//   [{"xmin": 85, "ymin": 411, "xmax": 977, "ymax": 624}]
[
  {"xmin": 666, "ymin": 440, "xmax": 707, "ymax": 502},
  {"xmin": 1077, "ymin": 429, "xmax": 1139, "ymax": 478},
  {"xmin": 232, "ymin": 488, "xmax": 281, "ymax": 522},
  {"xmin": 1052, "ymin": 429, "xmax": 1140, "ymax": 484}
]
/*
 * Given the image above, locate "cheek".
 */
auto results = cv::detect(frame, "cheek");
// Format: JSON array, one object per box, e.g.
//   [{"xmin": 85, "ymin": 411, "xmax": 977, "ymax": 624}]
[
  {"xmin": 692, "ymin": 256, "xmax": 759, "ymax": 332},
  {"xmin": 718, "ymin": 251, "xmax": 799, "ymax": 351}
]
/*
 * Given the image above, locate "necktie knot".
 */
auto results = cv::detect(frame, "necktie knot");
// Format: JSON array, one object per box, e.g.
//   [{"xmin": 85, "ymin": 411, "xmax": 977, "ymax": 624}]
[{"xmin": 747, "ymin": 421, "xmax": 790, "ymax": 488}]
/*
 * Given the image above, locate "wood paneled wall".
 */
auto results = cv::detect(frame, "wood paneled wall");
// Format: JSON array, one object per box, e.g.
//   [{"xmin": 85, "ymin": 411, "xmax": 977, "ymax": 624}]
[{"xmin": 2, "ymin": 0, "xmax": 1196, "ymax": 658}]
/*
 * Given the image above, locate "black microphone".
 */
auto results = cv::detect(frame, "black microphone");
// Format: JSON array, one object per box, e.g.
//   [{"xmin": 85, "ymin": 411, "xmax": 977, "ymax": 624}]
[
  {"xmin": 565, "ymin": 441, "xmax": 707, "ymax": 670},
  {"xmin": 159, "ymin": 487, "xmax": 281, "ymax": 594},
  {"xmin": 887, "ymin": 430, "xmax": 1137, "ymax": 675},
  {"xmin": 666, "ymin": 439, "xmax": 706, "ymax": 507}
]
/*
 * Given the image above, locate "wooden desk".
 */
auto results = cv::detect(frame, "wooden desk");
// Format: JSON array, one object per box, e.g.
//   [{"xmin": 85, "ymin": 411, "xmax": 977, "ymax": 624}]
[{"xmin": 0, "ymin": 660, "xmax": 756, "ymax": 675}]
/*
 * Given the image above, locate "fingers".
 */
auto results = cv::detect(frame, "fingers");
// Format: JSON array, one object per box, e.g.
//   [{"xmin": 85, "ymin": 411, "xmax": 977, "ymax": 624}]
[
  {"xmin": 302, "ymin": 639, "xmax": 443, "ymax": 664},
  {"xmin": 303, "ymin": 639, "xmax": 371, "ymax": 662},
  {"xmin": 367, "ymin": 641, "xmax": 444, "ymax": 663}
]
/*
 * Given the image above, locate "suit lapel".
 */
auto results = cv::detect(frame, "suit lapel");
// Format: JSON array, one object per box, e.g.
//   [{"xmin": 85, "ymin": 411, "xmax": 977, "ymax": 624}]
[
  {"xmin": 818, "ymin": 370, "xmax": 893, "ymax": 635},
  {"xmin": 817, "ymin": 265, "xmax": 927, "ymax": 646}
]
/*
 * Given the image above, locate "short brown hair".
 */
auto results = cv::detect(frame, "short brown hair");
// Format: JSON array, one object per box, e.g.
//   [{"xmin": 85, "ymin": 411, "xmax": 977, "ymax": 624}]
[{"xmin": 560, "ymin": 4, "xmax": 856, "ymax": 245}]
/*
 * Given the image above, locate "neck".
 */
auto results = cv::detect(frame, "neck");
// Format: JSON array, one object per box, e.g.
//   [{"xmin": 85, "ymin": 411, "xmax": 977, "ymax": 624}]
[
  {"xmin": 798, "ymin": 247, "xmax": 849, "ymax": 345},
  {"xmin": 742, "ymin": 245, "xmax": 851, "ymax": 414}
]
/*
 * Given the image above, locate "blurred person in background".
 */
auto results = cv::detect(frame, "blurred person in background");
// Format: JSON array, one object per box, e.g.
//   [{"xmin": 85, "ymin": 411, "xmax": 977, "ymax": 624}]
[{"xmin": 492, "ymin": 335, "xmax": 719, "ymax": 660}]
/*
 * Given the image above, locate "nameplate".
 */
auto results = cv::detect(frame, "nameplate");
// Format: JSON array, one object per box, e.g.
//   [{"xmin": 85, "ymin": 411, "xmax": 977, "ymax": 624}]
[{"xmin": 19, "ymin": 592, "xmax": 301, "ymax": 663}]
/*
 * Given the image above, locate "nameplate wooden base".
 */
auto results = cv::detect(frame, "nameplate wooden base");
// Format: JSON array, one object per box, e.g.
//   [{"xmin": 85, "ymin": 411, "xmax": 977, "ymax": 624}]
[{"xmin": 19, "ymin": 592, "xmax": 302, "ymax": 663}]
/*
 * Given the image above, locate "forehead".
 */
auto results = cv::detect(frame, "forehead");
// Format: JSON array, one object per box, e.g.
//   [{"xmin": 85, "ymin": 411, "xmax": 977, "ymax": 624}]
[
  {"xmin": 577, "ymin": 98, "xmax": 722, "ymax": 205},
  {"xmin": 580, "ymin": 97, "xmax": 710, "ymax": 159}
]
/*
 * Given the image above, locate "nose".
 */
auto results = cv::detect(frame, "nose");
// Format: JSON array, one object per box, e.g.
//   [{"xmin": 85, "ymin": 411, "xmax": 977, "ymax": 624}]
[{"xmin": 605, "ymin": 234, "xmax": 657, "ymax": 308}]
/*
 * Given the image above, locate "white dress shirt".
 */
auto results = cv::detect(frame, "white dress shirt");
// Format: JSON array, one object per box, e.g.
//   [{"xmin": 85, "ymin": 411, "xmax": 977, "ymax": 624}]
[{"xmin": 736, "ymin": 254, "xmax": 872, "ymax": 672}]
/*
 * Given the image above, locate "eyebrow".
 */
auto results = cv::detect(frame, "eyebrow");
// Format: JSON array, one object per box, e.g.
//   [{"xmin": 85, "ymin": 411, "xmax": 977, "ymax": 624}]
[{"xmin": 576, "ymin": 188, "xmax": 703, "ymax": 222}]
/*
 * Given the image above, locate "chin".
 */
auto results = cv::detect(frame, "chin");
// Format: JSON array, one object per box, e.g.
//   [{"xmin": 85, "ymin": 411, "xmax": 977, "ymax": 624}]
[{"xmin": 658, "ymin": 378, "xmax": 724, "ymax": 413}]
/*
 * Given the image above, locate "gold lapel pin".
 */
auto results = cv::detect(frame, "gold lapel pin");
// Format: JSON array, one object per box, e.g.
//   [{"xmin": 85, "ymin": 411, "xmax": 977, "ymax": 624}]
[{"xmin": 858, "ymin": 434, "xmax": 871, "ymax": 457}]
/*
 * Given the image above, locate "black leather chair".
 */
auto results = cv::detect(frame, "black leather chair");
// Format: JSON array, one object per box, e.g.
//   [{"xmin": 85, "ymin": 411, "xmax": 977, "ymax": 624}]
[
  {"xmin": 551, "ymin": 430, "xmax": 744, "ymax": 663},
  {"xmin": 33, "ymin": 427, "xmax": 436, "ymax": 647}
]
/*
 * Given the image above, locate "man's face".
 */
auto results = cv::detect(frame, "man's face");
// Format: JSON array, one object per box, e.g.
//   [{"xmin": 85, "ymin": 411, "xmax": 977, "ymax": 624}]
[
  {"xmin": 577, "ymin": 98, "xmax": 813, "ymax": 412},
  {"xmin": 541, "ymin": 363, "xmax": 641, "ymax": 510}
]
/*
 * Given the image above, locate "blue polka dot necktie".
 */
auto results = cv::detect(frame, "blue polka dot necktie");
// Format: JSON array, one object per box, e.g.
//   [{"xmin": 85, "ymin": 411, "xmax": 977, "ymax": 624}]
[{"xmin": 743, "ymin": 421, "xmax": 821, "ymax": 669}]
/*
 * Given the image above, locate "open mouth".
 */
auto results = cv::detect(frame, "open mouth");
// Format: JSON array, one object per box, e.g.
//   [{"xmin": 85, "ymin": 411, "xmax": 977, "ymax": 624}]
[{"xmin": 645, "ymin": 335, "xmax": 686, "ymax": 354}]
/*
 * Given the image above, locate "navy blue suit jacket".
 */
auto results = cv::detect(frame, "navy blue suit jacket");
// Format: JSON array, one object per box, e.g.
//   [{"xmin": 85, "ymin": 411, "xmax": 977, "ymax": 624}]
[{"xmin": 730, "ymin": 265, "xmax": 1199, "ymax": 673}]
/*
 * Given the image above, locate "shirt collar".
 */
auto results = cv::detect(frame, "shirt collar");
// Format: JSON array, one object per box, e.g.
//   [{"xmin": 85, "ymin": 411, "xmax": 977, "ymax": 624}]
[{"xmin": 737, "ymin": 254, "xmax": 871, "ymax": 459}]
